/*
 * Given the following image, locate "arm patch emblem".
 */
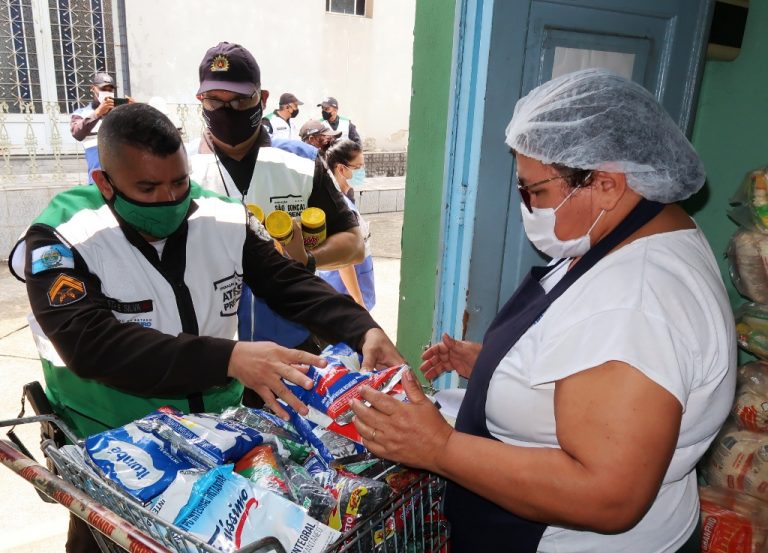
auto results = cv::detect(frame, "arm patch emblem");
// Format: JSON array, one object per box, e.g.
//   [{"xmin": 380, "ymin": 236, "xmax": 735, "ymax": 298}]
[{"xmin": 47, "ymin": 274, "xmax": 87, "ymax": 306}]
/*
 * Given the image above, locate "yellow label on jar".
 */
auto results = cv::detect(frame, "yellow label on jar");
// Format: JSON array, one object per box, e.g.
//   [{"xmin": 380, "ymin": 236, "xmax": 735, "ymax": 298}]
[
  {"xmin": 265, "ymin": 210, "xmax": 294, "ymax": 244},
  {"xmin": 301, "ymin": 207, "xmax": 326, "ymax": 250}
]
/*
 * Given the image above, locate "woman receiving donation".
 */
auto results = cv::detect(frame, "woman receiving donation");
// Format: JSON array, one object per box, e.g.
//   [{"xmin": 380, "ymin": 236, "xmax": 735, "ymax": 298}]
[{"xmin": 351, "ymin": 69, "xmax": 736, "ymax": 552}]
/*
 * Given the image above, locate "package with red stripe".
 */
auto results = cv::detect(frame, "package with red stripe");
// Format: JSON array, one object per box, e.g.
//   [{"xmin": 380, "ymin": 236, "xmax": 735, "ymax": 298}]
[
  {"xmin": 703, "ymin": 424, "xmax": 768, "ymax": 503},
  {"xmin": 700, "ymin": 485, "xmax": 768, "ymax": 553},
  {"xmin": 733, "ymin": 361, "xmax": 768, "ymax": 433}
]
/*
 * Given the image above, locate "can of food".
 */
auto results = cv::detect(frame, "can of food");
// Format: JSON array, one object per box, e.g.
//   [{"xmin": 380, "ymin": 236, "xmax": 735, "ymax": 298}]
[
  {"xmin": 265, "ymin": 210, "xmax": 294, "ymax": 245},
  {"xmin": 246, "ymin": 203, "xmax": 265, "ymax": 224},
  {"xmin": 301, "ymin": 207, "xmax": 326, "ymax": 250}
]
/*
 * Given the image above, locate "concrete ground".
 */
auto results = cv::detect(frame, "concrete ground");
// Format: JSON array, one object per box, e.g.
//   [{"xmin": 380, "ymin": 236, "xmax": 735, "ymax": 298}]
[{"xmin": 0, "ymin": 211, "xmax": 403, "ymax": 552}]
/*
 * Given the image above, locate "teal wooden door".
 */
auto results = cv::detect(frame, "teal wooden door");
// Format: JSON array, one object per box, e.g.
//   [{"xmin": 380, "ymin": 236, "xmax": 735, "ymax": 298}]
[{"xmin": 436, "ymin": 0, "xmax": 714, "ymax": 361}]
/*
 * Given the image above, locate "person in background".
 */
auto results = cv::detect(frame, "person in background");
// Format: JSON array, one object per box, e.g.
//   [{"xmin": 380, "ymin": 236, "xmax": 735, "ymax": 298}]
[
  {"xmin": 318, "ymin": 139, "xmax": 375, "ymax": 310},
  {"xmin": 188, "ymin": 42, "xmax": 364, "ymax": 383},
  {"xmin": 351, "ymin": 69, "xmax": 735, "ymax": 553},
  {"xmin": 300, "ymin": 119, "xmax": 342, "ymax": 157},
  {"xmin": 69, "ymin": 72, "xmax": 133, "ymax": 184},
  {"xmin": 317, "ymin": 96, "xmax": 361, "ymax": 145},
  {"xmin": 11, "ymin": 102, "xmax": 402, "ymax": 553},
  {"xmin": 263, "ymin": 92, "xmax": 303, "ymax": 140}
]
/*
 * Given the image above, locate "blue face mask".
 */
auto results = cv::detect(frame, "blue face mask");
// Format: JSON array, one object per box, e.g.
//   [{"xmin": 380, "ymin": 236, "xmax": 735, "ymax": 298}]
[{"xmin": 349, "ymin": 167, "xmax": 366, "ymax": 186}]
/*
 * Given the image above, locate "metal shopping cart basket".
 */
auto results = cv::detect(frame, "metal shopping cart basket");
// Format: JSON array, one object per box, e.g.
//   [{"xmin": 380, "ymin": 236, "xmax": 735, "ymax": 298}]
[{"xmin": 0, "ymin": 414, "xmax": 450, "ymax": 553}]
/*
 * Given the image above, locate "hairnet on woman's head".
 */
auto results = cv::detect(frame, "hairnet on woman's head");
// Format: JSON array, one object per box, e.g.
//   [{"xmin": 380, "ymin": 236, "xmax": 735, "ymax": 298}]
[{"xmin": 505, "ymin": 68, "xmax": 705, "ymax": 203}]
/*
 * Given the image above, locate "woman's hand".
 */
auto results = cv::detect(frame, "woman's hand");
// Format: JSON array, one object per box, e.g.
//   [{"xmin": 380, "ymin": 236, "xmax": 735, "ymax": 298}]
[
  {"xmin": 227, "ymin": 341, "xmax": 325, "ymax": 419},
  {"xmin": 419, "ymin": 333, "xmax": 481, "ymax": 380},
  {"xmin": 360, "ymin": 328, "xmax": 405, "ymax": 371},
  {"xmin": 351, "ymin": 369, "xmax": 453, "ymax": 470}
]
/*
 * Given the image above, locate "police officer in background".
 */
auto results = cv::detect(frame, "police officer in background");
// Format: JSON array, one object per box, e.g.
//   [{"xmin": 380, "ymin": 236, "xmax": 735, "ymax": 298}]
[
  {"xmin": 318, "ymin": 96, "xmax": 362, "ymax": 145},
  {"xmin": 69, "ymin": 72, "xmax": 133, "ymax": 184},
  {"xmin": 263, "ymin": 92, "xmax": 303, "ymax": 139}
]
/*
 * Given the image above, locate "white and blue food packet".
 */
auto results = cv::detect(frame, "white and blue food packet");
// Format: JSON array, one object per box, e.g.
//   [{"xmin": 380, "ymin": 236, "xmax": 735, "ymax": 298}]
[
  {"xmin": 85, "ymin": 422, "xmax": 197, "ymax": 503},
  {"xmin": 174, "ymin": 465, "xmax": 340, "ymax": 553}
]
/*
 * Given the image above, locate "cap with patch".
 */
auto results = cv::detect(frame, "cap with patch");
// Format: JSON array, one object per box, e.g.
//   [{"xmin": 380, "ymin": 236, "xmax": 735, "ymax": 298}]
[
  {"xmin": 92, "ymin": 72, "xmax": 115, "ymax": 89},
  {"xmin": 198, "ymin": 42, "xmax": 261, "ymax": 96},
  {"xmin": 300, "ymin": 120, "xmax": 342, "ymax": 140},
  {"xmin": 316, "ymin": 96, "xmax": 339, "ymax": 109},
  {"xmin": 279, "ymin": 92, "xmax": 303, "ymax": 106}
]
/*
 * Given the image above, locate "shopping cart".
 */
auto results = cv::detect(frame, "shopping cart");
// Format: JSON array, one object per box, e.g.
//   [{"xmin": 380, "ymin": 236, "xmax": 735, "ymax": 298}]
[{"xmin": 0, "ymin": 414, "xmax": 449, "ymax": 553}]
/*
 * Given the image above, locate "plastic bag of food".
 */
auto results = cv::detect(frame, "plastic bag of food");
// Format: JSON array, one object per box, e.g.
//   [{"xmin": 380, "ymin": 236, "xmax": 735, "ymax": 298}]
[
  {"xmin": 234, "ymin": 444, "xmax": 294, "ymax": 500},
  {"xmin": 220, "ymin": 406, "xmax": 312, "ymax": 463},
  {"xmin": 327, "ymin": 473, "xmax": 392, "ymax": 532},
  {"xmin": 284, "ymin": 459, "xmax": 337, "ymax": 525},
  {"xmin": 729, "ymin": 168, "xmax": 768, "ymax": 232},
  {"xmin": 174, "ymin": 465, "xmax": 339, "ymax": 553},
  {"xmin": 736, "ymin": 304, "xmax": 768, "ymax": 359},
  {"xmin": 149, "ymin": 469, "xmax": 206, "ymax": 523},
  {"xmin": 734, "ymin": 362, "xmax": 768, "ymax": 432},
  {"xmin": 85, "ymin": 422, "xmax": 199, "ymax": 503},
  {"xmin": 728, "ymin": 230, "xmax": 768, "ymax": 304},
  {"xmin": 137, "ymin": 406, "xmax": 266, "ymax": 466},
  {"xmin": 704, "ymin": 425, "xmax": 768, "ymax": 502},
  {"xmin": 700, "ymin": 485, "xmax": 768, "ymax": 553}
]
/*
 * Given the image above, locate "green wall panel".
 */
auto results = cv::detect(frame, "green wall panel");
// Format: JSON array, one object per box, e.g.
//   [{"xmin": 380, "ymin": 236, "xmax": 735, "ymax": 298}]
[
  {"xmin": 691, "ymin": 0, "xmax": 768, "ymax": 309},
  {"xmin": 397, "ymin": 0, "xmax": 456, "ymax": 365}
]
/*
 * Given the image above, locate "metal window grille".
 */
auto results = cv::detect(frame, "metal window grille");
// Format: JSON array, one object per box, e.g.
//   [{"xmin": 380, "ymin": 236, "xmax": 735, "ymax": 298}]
[
  {"xmin": 0, "ymin": 0, "xmax": 42, "ymax": 114},
  {"xmin": 326, "ymin": 0, "xmax": 367, "ymax": 17},
  {"xmin": 48, "ymin": 0, "xmax": 117, "ymax": 114}
]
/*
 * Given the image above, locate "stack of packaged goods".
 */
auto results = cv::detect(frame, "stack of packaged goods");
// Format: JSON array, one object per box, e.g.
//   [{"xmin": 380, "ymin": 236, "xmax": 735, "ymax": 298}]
[
  {"xmin": 699, "ymin": 168, "xmax": 768, "ymax": 552},
  {"xmin": 56, "ymin": 343, "xmax": 448, "ymax": 553}
]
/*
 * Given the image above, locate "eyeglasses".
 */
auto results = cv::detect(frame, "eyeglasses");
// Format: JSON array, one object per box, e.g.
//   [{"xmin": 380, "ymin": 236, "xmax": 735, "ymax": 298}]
[
  {"xmin": 345, "ymin": 163, "xmax": 364, "ymax": 171},
  {"xmin": 517, "ymin": 171, "xmax": 591, "ymax": 213},
  {"xmin": 200, "ymin": 91, "xmax": 260, "ymax": 111}
]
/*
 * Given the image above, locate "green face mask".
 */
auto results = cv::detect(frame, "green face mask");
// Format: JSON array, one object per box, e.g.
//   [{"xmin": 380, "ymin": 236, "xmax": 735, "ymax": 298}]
[{"xmin": 105, "ymin": 176, "xmax": 192, "ymax": 238}]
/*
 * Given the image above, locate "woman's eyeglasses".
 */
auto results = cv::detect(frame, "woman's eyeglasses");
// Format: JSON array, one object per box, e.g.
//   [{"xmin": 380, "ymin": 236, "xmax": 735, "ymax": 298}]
[
  {"xmin": 200, "ymin": 91, "xmax": 260, "ymax": 111},
  {"xmin": 517, "ymin": 171, "xmax": 592, "ymax": 213}
]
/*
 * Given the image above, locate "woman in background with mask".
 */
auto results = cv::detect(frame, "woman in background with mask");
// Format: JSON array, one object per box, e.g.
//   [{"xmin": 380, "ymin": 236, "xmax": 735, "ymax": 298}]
[
  {"xmin": 350, "ymin": 69, "xmax": 735, "ymax": 552},
  {"xmin": 318, "ymin": 139, "xmax": 375, "ymax": 310}
]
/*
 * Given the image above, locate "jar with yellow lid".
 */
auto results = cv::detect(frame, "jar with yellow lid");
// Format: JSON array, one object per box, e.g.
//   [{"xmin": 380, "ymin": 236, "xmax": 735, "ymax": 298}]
[
  {"xmin": 301, "ymin": 207, "xmax": 326, "ymax": 250},
  {"xmin": 246, "ymin": 203, "xmax": 265, "ymax": 225},
  {"xmin": 265, "ymin": 210, "xmax": 294, "ymax": 245}
]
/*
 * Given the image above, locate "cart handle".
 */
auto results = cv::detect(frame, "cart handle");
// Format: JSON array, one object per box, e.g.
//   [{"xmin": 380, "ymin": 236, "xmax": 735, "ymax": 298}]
[
  {"xmin": 0, "ymin": 438, "xmax": 172, "ymax": 553},
  {"xmin": 0, "ymin": 414, "xmax": 81, "ymax": 445}
]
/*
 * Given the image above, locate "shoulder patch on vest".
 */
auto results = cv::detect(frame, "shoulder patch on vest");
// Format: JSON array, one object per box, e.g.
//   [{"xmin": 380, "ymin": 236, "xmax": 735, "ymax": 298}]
[
  {"xmin": 48, "ymin": 274, "xmax": 86, "ymax": 306},
  {"xmin": 31, "ymin": 244, "xmax": 74, "ymax": 274},
  {"xmin": 248, "ymin": 214, "xmax": 273, "ymax": 243}
]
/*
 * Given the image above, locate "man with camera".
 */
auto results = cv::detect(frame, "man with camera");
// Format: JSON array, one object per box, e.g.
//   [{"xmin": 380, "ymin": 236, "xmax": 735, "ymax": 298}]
[{"xmin": 69, "ymin": 72, "xmax": 133, "ymax": 184}]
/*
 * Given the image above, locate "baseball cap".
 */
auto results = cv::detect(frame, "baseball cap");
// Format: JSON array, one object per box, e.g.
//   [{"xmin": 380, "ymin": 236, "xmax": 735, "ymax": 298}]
[
  {"xmin": 92, "ymin": 72, "xmax": 115, "ymax": 89},
  {"xmin": 300, "ymin": 120, "xmax": 342, "ymax": 140},
  {"xmin": 317, "ymin": 96, "xmax": 339, "ymax": 109},
  {"xmin": 197, "ymin": 42, "xmax": 261, "ymax": 96},
  {"xmin": 279, "ymin": 93, "xmax": 303, "ymax": 106}
]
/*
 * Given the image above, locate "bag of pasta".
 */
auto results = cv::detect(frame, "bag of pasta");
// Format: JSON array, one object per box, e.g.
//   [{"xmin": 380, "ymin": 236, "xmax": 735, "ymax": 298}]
[
  {"xmin": 736, "ymin": 304, "xmax": 768, "ymax": 360},
  {"xmin": 703, "ymin": 424, "xmax": 768, "ymax": 503},
  {"xmin": 729, "ymin": 230, "xmax": 768, "ymax": 304},
  {"xmin": 700, "ymin": 485, "xmax": 768, "ymax": 553},
  {"xmin": 734, "ymin": 362, "xmax": 768, "ymax": 433}
]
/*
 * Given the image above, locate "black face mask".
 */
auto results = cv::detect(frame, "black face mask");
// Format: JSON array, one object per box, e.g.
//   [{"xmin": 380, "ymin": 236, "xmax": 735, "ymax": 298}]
[
  {"xmin": 321, "ymin": 110, "xmax": 333, "ymax": 121},
  {"xmin": 203, "ymin": 103, "xmax": 263, "ymax": 147},
  {"xmin": 290, "ymin": 108, "xmax": 299, "ymax": 119}
]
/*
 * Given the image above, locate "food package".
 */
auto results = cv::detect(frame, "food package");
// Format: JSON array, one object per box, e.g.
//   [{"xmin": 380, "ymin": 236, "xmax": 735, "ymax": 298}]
[
  {"xmin": 729, "ymin": 230, "xmax": 768, "ymax": 304},
  {"xmin": 700, "ymin": 486, "xmax": 768, "ymax": 553},
  {"xmin": 284, "ymin": 459, "xmax": 337, "ymax": 525},
  {"xmin": 704, "ymin": 425, "xmax": 768, "ymax": 502},
  {"xmin": 220, "ymin": 406, "xmax": 312, "ymax": 463},
  {"xmin": 736, "ymin": 304, "xmax": 768, "ymax": 359},
  {"xmin": 234, "ymin": 444, "xmax": 294, "ymax": 500},
  {"xmin": 734, "ymin": 362, "xmax": 768, "ymax": 432},
  {"xmin": 729, "ymin": 168, "xmax": 768, "ymax": 232}
]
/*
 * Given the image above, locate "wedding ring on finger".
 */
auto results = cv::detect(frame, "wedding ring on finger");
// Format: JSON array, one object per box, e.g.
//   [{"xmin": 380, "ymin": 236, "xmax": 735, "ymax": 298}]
[{"xmin": 371, "ymin": 429, "xmax": 377, "ymax": 442}]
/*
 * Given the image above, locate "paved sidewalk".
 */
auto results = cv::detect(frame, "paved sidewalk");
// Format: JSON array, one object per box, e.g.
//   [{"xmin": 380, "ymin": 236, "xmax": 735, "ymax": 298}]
[{"xmin": 0, "ymin": 211, "xmax": 403, "ymax": 552}]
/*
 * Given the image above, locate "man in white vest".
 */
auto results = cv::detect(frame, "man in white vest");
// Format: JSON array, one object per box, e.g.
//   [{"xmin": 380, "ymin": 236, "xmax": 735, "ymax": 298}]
[
  {"xmin": 318, "ymin": 96, "xmax": 362, "ymax": 145},
  {"xmin": 11, "ymin": 102, "xmax": 402, "ymax": 552},
  {"xmin": 69, "ymin": 72, "xmax": 132, "ymax": 184},
  {"xmin": 263, "ymin": 92, "xmax": 303, "ymax": 139},
  {"xmin": 189, "ymin": 42, "xmax": 365, "ymax": 381}
]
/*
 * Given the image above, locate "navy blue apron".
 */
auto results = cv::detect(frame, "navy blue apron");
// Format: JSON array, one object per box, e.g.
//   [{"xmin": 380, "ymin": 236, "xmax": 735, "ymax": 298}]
[{"xmin": 445, "ymin": 198, "xmax": 664, "ymax": 552}]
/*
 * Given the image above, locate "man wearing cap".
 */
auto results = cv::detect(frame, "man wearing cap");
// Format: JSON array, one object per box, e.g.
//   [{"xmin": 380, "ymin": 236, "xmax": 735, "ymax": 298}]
[
  {"xmin": 300, "ymin": 119, "xmax": 342, "ymax": 154},
  {"xmin": 69, "ymin": 72, "xmax": 132, "ymax": 184},
  {"xmin": 263, "ymin": 92, "xmax": 303, "ymax": 140},
  {"xmin": 188, "ymin": 42, "xmax": 365, "ymax": 382},
  {"xmin": 318, "ymin": 96, "xmax": 362, "ymax": 145}
]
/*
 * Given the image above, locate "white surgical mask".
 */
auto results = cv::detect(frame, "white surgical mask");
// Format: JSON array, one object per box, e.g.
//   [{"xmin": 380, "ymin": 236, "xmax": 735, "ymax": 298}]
[
  {"xmin": 98, "ymin": 91, "xmax": 114, "ymax": 104},
  {"xmin": 520, "ymin": 188, "xmax": 604, "ymax": 259}
]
